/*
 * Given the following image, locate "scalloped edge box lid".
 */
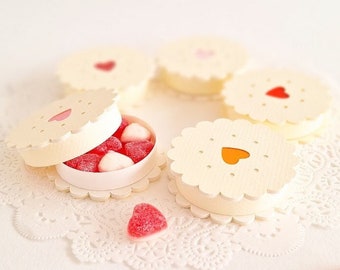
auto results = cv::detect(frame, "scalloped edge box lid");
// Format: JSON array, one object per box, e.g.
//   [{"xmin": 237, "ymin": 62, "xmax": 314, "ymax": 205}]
[{"xmin": 6, "ymin": 89, "xmax": 121, "ymax": 167}]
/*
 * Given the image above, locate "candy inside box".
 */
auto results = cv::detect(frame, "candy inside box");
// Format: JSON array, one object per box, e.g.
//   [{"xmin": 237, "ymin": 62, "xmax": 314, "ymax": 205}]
[{"xmin": 6, "ymin": 90, "xmax": 165, "ymax": 198}]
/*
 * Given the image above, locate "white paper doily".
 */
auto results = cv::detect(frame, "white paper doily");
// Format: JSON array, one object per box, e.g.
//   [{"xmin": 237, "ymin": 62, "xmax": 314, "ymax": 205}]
[{"xmin": 0, "ymin": 73, "xmax": 340, "ymax": 269}]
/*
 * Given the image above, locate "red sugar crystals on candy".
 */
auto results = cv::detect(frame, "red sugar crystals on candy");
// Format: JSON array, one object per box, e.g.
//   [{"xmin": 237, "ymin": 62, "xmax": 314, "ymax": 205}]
[
  {"xmin": 64, "ymin": 157, "xmax": 78, "ymax": 169},
  {"xmin": 64, "ymin": 117, "xmax": 155, "ymax": 172},
  {"xmin": 124, "ymin": 140, "xmax": 154, "ymax": 163},
  {"xmin": 88, "ymin": 136, "xmax": 122, "ymax": 155},
  {"xmin": 127, "ymin": 203, "xmax": 167, "ymax": 239},
  {"xmin": 64, "ymin": 153, "xmax": 102, "ymax": 172},
  {"xmin": 105, "ymin": 136, "xmax": 123, "ymax": 151}
]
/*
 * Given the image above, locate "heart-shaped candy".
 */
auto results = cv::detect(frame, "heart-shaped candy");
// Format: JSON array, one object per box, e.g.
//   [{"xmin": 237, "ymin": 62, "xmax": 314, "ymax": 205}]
[
  {"xmin": 124, "ymin": 140, "xmax": 154, "ymax": 163},
  {"xmin": 266, "ymin": 86, "xmax": 289, "ymax": 99},
  {"xmin": 48, "ymin": 108, "xmax": 72, "ymax": 122},
  {"xmin": 121, "ymin": 123, "xmax": 151, "ymax": 143},
  {"xmin": 65, "ymin": 153, "xmax": 101, "ymax": 172},
  {"xmin": 127, "ymin": 203, "xmax": 167, "ymax": 240},
  {"xmin": 94, "ymin": 60, "xmax": 115, "ymax": 71},
  {"xmin": 221, "ymin": 147, "xmax": 250, "ymax": 165},
  {"xmin": 98, "ymin": 151, "xmax": 134, "ymax": 172}
]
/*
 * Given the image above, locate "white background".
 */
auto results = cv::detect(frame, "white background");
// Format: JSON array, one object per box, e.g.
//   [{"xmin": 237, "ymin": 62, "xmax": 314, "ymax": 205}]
[{"xmin": 1, "ymin": 0, "xmax": 340, "ymax": 269}]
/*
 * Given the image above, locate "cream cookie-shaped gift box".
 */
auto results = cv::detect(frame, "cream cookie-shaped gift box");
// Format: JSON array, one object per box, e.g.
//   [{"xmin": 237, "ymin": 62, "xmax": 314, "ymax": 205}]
[
  {"xmin": 222, "ymin": 69, "xmax": 331, "ymax": 142},
  {"xmin": 157, "ymin": 36, "xmax": 247, "ymax": 96},
  {"xmin": 167, "ymin": 119, "xmax": 298, "ymax": 225},
  {"xmin": 6, "ymin": 90, "xmax": 165, "ymax": 201},
  {"xmin": 57, "ymin": 47, "xmax": 155, "ymax": 107}
]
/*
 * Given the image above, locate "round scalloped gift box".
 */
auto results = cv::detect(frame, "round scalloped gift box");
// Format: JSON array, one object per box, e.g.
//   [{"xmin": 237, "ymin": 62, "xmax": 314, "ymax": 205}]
[
  {"xmin": 167, "ymin": 119, "xmax": 298, "ymax": 224},
  {"xmin": 57, "ymin": 47, "xmax": 155, "ymax": 107},
  {"xmin": 157, "ymin": 36, "xmax": 248, "ymax": 96},
  {"xmin": 6, "ymin": 90, "xmax": 165, "ymax": 200},
  {"xmin": 222, "ymin": 69, "xmax": 331, "ymax": 142}
]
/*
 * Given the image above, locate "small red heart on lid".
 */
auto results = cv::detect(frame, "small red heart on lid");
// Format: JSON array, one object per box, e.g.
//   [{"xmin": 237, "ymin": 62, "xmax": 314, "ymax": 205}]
[
  {"xmin": 94, "ymin": 61, "xmax": 115, "ymax": 71},
  {"xmin": 127, "ymin": 203, "xmax": 167, "ymax": 239},
  {"xmin": 266, "ymin": 86, "xmax": 289, "ymax": 99}
]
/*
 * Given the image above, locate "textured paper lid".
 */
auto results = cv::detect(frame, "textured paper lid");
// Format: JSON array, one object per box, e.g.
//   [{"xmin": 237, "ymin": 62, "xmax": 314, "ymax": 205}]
[
  {"xmin": 223, "ymin": 69, "xmax": 331, "ymax": 124},
  {"xmin": 167, "ymin": 119, "xmax": 298, "ymax": 200},
  {"xmin": 57, "ymin": 47, "xmax": 155, "ymax": 91},
  {"xmin": 6, "ymin": 90, "xmax": 121, "ymax": 167},
  {"xmin": 157, "ymin": 36, "xmax": 247, "ymax": 80}
]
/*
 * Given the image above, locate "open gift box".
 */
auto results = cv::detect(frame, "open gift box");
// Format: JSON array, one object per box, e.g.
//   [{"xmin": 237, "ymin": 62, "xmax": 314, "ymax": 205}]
[{"xmin": 6, "ymin": 90, "xmax": 165, "ymax": 200}]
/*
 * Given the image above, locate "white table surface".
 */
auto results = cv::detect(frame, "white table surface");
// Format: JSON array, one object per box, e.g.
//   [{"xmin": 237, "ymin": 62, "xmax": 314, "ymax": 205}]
[{"xmin": 1, "ymin": 1, "xmax": 340, "ymax": 269}]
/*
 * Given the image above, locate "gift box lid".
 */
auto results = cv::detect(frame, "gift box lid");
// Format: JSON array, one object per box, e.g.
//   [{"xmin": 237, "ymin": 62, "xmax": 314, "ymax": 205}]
[{"xmin": 6, "ymin": 90, "xmax": 121, "ymax": 167}]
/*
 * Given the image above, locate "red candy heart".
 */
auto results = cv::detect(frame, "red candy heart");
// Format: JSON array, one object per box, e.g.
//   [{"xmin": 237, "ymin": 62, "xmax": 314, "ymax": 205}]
[
  {"xmin": 88, "ymin": 136, "xmax": 122, "ymax": 155},
  {"xmin": 65, "ymin": 153, "xmax": 101, "ymax": 172},
  {"xmin": 124, "ymin": 140, "xmax": 154, "ymax": 163},
  {"xmin": 266, "ymin": 86, "xmax": 289, "ymax": 99},
  {"xmin": 64, "ymin": 117, "xmax": 154, "ymax": 172},
  {"xmin": 94, "ymin": 61, "xmax": 115, "ymax": 71},
  {"xmin": 127, "ymin": 203, "xmax": 167, "ymax": 239}
]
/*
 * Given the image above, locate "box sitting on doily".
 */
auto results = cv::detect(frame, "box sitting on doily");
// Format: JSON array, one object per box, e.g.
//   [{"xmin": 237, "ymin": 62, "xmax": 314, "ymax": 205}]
[
  {"xmin": 167, "ymin": 118, "xmax": 299, "ymax": 225},
  {"xmin": 6, "ymin": 90, "xmax": 165, "ymax": 201}
]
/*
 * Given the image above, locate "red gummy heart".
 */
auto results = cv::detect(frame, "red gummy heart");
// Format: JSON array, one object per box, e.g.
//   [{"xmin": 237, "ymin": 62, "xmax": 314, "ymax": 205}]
[
  {"xmin": 88, "ymin": 136, "xmax": 122, "ymax": 155},
  {"xmin": 127, "ymin": 203, "xmax": 167, "ymax": 239},
  {"xmin": 64, "ymin": 157, "xmax": 78, "ymax": 169},
  {"xmin": 266, "ymin": 86, "xmax": 289, "ymax": 99},
  {"xmin": 113, "ymin": 117, "xmax": 129, "ymax": 139},
  {"xmin": 64, "ymin": 153, "xmax": 101, "ymax": 172},
  {"xmin": 124, "ymin": 140, "xmax": 154, "ymax": 163},
  {"xmin": 94, "ymin": 61, "xmax": 115, "ymax": 71},
  {"xmin": 105, "ymin": 136, "xmax": 123, "ymax": 152}
]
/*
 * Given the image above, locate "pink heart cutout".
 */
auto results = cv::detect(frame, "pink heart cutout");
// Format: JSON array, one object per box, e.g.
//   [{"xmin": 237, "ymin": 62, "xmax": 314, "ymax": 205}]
[
  {"xmin": 195, "ymin": 49, "xmax": 214, "ymax": 59},
  {"xmin": 48, "ymin": 108, "xmax": 72, "ymax": 122}
]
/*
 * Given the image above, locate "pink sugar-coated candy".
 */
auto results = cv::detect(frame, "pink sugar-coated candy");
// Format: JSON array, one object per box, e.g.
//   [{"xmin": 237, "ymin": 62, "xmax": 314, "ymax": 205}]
[
  {"xmin": 113, "ymin": 117, "xmax": 129, "ymax": 139},
  {"xmin": 64, "ymin": 153, "xmax": 102, "ymax": 172},
  {"xmin": 88, "ymin": 136, "xmax": 122, "ymax": 155},
  {"xmin": 127, "ymin": 203, "xmax": 167, "ymax": 239},
  {"xmin": 98, "ymin": 151, "xmax": 134, "ymax": 172},
  {"xmin": 120, "ymin": 123, "xmax": 151, "ymax": 143},
  {"xmin": 124, "ymin": 140, "xmax": 154, "ymax": 163}
]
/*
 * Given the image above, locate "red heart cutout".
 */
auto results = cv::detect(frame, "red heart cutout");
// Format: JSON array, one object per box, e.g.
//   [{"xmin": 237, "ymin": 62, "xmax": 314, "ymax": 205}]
[
  {"xmin": 94, "ymin": 61, "xmax": 115, "ymax": 71},
  {"xmin": 127, "ymin": 203, "xmax": 167, "ymax": 239},
  {"xmin": 266, "ymin": 86, "xmax": 289, "ymax": 99},
  {"xmin": 48, "ymin": 108, "xmax": 72, "ymax": 122}
]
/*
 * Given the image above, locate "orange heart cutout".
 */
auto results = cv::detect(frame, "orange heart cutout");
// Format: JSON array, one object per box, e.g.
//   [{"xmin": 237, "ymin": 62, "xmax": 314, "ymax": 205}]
[
  {"xmin": 266, "ymin": 86, "xmax": 289, "ymax": 99},
  {"xmin": 221, "ymin": 147, "xmax": 250, "ymax": 165},
  {"xmin": 48, "ymin": 108, "xmax": 72, "ymax": 122},
  {"xmin": 94, "ymin": 60, "xmax": 115, "ymax": 71}
]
